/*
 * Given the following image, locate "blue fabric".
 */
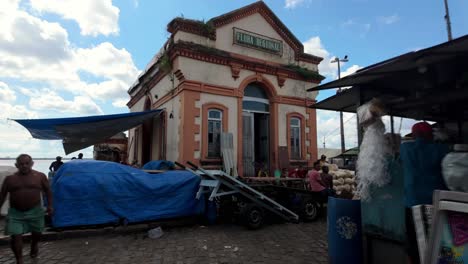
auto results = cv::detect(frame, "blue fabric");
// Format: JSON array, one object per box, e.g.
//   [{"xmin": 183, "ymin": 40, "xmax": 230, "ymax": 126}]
[
  {"xmin": 142, "ymin": 160, "xmax": 175, "ymax": 170},
  {"xmin": 400, "ymin": 138, "xmax": 450, "ymax": 207},
  {"xmin": 51, "ymin": 160, "xmax": 204, "ymax": 228},
  {"xmin": 14, "ymin": 110, "xmax": 161, "ymax": 140}
]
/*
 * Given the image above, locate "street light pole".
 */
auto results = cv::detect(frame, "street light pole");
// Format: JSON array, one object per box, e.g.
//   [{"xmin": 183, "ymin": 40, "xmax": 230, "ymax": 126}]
[
  {"xmin": 443, "ymin": 0, "xmax": 453, "ymax": 41},
  {"xmin": 331, "ymin": 56, "xmax": 349, "ymax": 154}
]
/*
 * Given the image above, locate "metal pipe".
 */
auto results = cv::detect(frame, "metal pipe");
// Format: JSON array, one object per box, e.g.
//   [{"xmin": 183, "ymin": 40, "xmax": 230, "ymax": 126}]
[{"xmin": 444, "ymin": 0, "xmax": 453, "ymax": 41}]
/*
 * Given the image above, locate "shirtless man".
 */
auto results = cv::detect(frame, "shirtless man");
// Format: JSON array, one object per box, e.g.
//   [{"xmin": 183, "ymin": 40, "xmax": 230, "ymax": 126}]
[{"xmin": 0, "ymin": 154, "xmax": 53, "ymax": 264}]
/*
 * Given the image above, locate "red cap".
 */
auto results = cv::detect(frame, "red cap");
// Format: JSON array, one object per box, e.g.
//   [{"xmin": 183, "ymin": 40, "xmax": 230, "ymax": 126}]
[{"xmin": 412, "ymin": 122, "xmax": 433, "ymax": 139}]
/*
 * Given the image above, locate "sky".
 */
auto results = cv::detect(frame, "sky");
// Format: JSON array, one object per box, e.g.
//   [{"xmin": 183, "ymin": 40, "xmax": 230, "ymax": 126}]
[{"xmin": 0, "ymin": 0, "xmax": 467, "ymax": 158}]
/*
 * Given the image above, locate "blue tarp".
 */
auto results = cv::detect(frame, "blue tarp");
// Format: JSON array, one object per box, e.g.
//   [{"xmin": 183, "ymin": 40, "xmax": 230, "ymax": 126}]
[
  {"xmin": 13, "ymin": 109, "xmax": 162, "ymax": 154},
  {"xmin": 51, "ymin": 160, "xmax": 204, "ymax": 228},
  {"xmin": 142, "ymin": 160, "xmax": 175, "ymax": 170}
]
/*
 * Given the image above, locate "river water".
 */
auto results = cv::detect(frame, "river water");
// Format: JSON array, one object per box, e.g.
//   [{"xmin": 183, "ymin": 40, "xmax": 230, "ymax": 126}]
[{"xmin": 0, "ymin": 159, "xmax": 77, "ymax": 175}]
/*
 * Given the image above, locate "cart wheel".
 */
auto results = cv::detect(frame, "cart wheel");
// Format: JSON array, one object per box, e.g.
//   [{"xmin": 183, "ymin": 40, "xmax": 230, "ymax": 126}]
[
  {"xmin": 301, "ymin": 199, "xmax": 319, "ymax": 222},
  {"xmin": 240, "ymin": 204, "xmax": 264, "ymax": 230}
]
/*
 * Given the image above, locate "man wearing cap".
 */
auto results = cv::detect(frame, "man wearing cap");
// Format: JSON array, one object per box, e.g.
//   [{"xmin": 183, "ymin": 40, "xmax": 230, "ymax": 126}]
[
  {"xmin": 400, "ymin": 122, "xmax": 450, "ymax": 263},
  {"xmin": 49, "ymin": 156, "xmax": 63, "ymax": 172}
]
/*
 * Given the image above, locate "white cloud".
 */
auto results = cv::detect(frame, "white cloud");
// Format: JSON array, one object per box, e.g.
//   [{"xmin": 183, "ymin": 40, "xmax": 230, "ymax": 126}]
[
  {"xmin": 0, "ymin": 4, "xmax": 139, "ymax": 101},
  {"xmin": 317, "ymin": 109, "xmax": 420, "ymax": 150},
  {"xmin": 75, "ymin": 42, "xmax": 140, "ymax": 84},
  {"xmin": 303, "ymin": 36, "xmax": 336, "ymax": 78},
  {"xmin": 317, "ymin": 110, "xmax": 358, "ymax": 150},
  {"xmin": 285, "ymin": 0, "xmax": 305, "ymax": 9},
  {"xmin": 341, "ymin": 65, "xmax": 362, "ymax": 78},
  {"xmin": 0, "ymin": 102, "xmax": 40, "ymax": 155},
  {"xmin": 28, "ymin": 90, "xmax": 103, "ymax": 115},
  {"xmin": 378, "ymin": 14, "xmax": 400, "ymax": 25},
  {"xmin": 0, "ymin": 82, "xmax": 16, "ymax": 102},
  {"xmin": 112, "ymin": 98, "xmax": 129, "ymax": 108},
  {"xmin": 0, "ymin": 1, "xmax": 72, "ymax": 63},
  {"xmin": 29, "ymin": 0, "xmax": 120, "ymax": 37},
  {"xmin": 303, "ymin": 36, "xmax": 361, "ymax": 80},
  {"xmin": 0, "ymin": 102, "xmax": 38, "ymax": 120},
  {"xmin": 0, "ymin": 1, "xmax": 140, "ymax": 158}
]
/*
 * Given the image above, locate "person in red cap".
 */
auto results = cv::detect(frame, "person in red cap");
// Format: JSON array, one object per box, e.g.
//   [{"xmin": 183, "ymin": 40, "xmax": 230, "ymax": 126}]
[
  {"xmin": 400, "ymin": 121, "xmax": 450, "ymax": 263},
  {"xmin": 411, "ymin": 121, "xmax": 433, "ymax": 140}
]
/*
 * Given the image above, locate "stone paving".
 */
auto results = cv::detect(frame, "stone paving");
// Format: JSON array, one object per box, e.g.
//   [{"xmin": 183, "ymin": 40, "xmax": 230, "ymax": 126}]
[{"xmin": 0, "ymin": 220, "xmax": 328, "ymax": 264}]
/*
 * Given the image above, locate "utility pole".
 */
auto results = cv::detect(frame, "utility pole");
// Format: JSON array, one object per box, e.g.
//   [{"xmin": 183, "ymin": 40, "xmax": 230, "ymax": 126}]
[
  {"xmin": 443, "ymin": 0, "xmax": 453, "ymax": 41},
  {"xmin": 331, "ymin": 56, "xmax": 349, "ymax": 154}
]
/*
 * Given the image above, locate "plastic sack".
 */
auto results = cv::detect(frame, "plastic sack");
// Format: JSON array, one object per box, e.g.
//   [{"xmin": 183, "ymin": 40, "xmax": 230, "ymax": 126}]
[
  {"xmin": 442, "ymin": 152, "xmax": 468, "ymax": 192},
  {"xmin": 148, "ymin": 227, "xmax": 164, "ymax": 239},
  {"xmin": 356, "ymin": 119, "xmax": 391, "ymax": 201},
  {"xmin": 357, "ymin": 98, "xmax": 386, "ymax": 127}
]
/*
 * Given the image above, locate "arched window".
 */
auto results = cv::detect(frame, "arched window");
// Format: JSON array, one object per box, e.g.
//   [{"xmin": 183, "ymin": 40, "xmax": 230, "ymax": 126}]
[
  {"xmin": 290, "ymin": 117, "xmax": 301, "ymax": 160},
  {"xmin": 243, "ymin": 84, "xmax": 269, "ymax": 112},
  {"xmin": 286, "ymin": 113, "xmax": 305, "ymax": 160},
  {"xmin": 207, "ymin": 109, "xmax": 222, "ymax": 158}
]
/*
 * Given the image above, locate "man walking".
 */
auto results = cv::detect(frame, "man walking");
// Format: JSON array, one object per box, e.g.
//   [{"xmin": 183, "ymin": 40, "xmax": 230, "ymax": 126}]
[{"xmin": 0, "ymin": 154, "xmax": 53, "ymax": 264}]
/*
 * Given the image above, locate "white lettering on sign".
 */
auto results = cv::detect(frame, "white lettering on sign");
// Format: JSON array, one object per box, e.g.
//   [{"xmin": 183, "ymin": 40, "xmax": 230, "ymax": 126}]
[{"xmin": 234, "ymin": 28, "xmax": 282, "ymax": 55}]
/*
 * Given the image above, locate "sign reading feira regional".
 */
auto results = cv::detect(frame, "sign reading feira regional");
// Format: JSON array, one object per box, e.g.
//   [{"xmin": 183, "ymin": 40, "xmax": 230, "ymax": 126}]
[{"xmin": 234, "ymin": 28, "xmax": 283, "ymax": 55}]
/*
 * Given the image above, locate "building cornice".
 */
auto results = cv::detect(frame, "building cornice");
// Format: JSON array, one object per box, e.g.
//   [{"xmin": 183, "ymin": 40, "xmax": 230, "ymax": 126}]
[
  {"xmin": 170, "ymin": 41, "xmax": 324, "ymax": 83},
  {"xmin": 127, "ymin": 41, "xmax": 323, "ymax": 108}
]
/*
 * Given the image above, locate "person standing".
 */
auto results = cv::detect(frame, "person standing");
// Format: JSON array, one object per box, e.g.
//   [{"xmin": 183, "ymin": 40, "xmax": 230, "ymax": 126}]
[
  {"xmin": 48, "ymin": 156, "xmax": 63, "ymax": 172},
  {"xmin": 319, "ymin": 155, "xmax": 328, "ymax": 167},
  {"xmin": 400, "ymin": 122, "xmax": 449, "ymax": 264},
  {"xmin": 0, "ymin": 154, "xmax": 53, "ymax": 264},
  {"xmin": 307, "ymin": 161, "xmax": 326, "ymax": 193},
  {"xmin": 321, "ymin": 166, "xmax": 335, "ymax": 196}
]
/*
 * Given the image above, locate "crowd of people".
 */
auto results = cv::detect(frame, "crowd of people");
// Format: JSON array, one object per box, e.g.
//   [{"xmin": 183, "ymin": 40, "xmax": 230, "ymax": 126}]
[{"xmin": 48, "ymin": 153, "xmax": 83, "ymax": 173}]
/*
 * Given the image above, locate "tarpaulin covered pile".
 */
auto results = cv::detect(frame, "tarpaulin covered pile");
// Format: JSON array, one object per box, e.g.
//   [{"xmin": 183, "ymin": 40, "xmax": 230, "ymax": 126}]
[
  {"xmin": 142, "ymin": 160, "xmax": 175, "ymax": 170},
  {"xmin": 51, "ymin": 160, "xmax": 204, "ymax": 228}
]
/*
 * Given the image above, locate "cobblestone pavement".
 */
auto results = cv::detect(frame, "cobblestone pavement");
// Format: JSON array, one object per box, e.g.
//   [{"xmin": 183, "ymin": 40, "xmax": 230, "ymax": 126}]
[{"xmin": 0, "ymin": 220, "xmax": 328, "ymax": 264}]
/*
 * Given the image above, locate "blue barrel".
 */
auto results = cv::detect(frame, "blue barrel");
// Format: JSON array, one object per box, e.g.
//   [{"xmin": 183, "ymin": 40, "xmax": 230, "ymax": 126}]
[{"xmin": 328, "ymin": 197, "xmax": 363, "ymax": 264}]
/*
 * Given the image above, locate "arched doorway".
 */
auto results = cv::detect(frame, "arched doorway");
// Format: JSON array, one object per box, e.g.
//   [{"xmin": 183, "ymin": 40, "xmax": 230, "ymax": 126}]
[
  {"xmin": 242, "ymin": 83, "xmax": 270, "ymax": 177},
  {"xmin": 141, "ymin": 97, "xmax": 153, "ymax": 164}
]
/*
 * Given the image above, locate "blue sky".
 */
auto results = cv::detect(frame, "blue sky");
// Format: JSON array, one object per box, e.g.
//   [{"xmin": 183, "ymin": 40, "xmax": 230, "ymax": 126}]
[{"xmin": 0, "ymin": 0, "xmax": 466, "ymax": 158}]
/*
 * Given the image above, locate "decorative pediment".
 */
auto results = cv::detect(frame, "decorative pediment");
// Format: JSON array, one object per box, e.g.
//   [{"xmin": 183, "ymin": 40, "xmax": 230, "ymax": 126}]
[{"xmin": 166, "ymin": 1, "xmax": 322, "ymax": 64}]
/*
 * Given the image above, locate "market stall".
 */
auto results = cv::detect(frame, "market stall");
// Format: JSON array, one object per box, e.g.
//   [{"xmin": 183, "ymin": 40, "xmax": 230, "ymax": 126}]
[{"xmin": 308, "ymin": 35, "xmax": 468, "ymax": 264}]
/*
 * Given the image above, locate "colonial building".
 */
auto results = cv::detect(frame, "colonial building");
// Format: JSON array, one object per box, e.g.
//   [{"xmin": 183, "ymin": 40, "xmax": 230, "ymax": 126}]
[{"xmin": 127, "ymin": 1, "xmax": 323, "ymax": 176}]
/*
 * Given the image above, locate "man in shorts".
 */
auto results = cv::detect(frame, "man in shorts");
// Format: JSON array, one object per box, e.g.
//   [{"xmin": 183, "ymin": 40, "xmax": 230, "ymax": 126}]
[{"xmin": 0, "ymin": 154, "xmax": 53, "ymax": 264}]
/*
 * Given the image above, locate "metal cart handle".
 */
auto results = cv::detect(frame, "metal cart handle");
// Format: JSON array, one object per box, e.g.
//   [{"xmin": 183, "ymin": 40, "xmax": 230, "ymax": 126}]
[
  {"xmin": 186, "ymin": 161, "xmax": 198, "ymax": 170},
  {"xmin": 174, "ymin": 161, "xmax": 186, "ymax": 169}
]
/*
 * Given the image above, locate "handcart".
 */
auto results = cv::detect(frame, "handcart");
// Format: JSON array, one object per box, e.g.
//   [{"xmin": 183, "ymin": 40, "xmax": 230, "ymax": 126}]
[{"xmin": 176, "ymin": 161, "xmax": 323, "ymax": 229}]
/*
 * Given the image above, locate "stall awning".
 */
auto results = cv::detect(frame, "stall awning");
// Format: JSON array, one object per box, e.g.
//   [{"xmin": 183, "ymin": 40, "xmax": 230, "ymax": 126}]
[
  {"xmin": 307, "ymin": 34, "xmax": 468, "ymax": 92},
  {"xmin": 13, "ymin": 109, "xmax": 162, "ymax": 154},
  {"xmin": 309, "ymin": 34, "xmax": 468, "ymax": 122}
]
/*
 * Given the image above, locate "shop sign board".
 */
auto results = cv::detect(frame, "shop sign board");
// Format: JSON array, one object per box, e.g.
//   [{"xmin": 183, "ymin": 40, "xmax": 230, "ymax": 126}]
[{"xmin": 233, "ymin": 28, "xmax": 283, "ymax": 55}]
